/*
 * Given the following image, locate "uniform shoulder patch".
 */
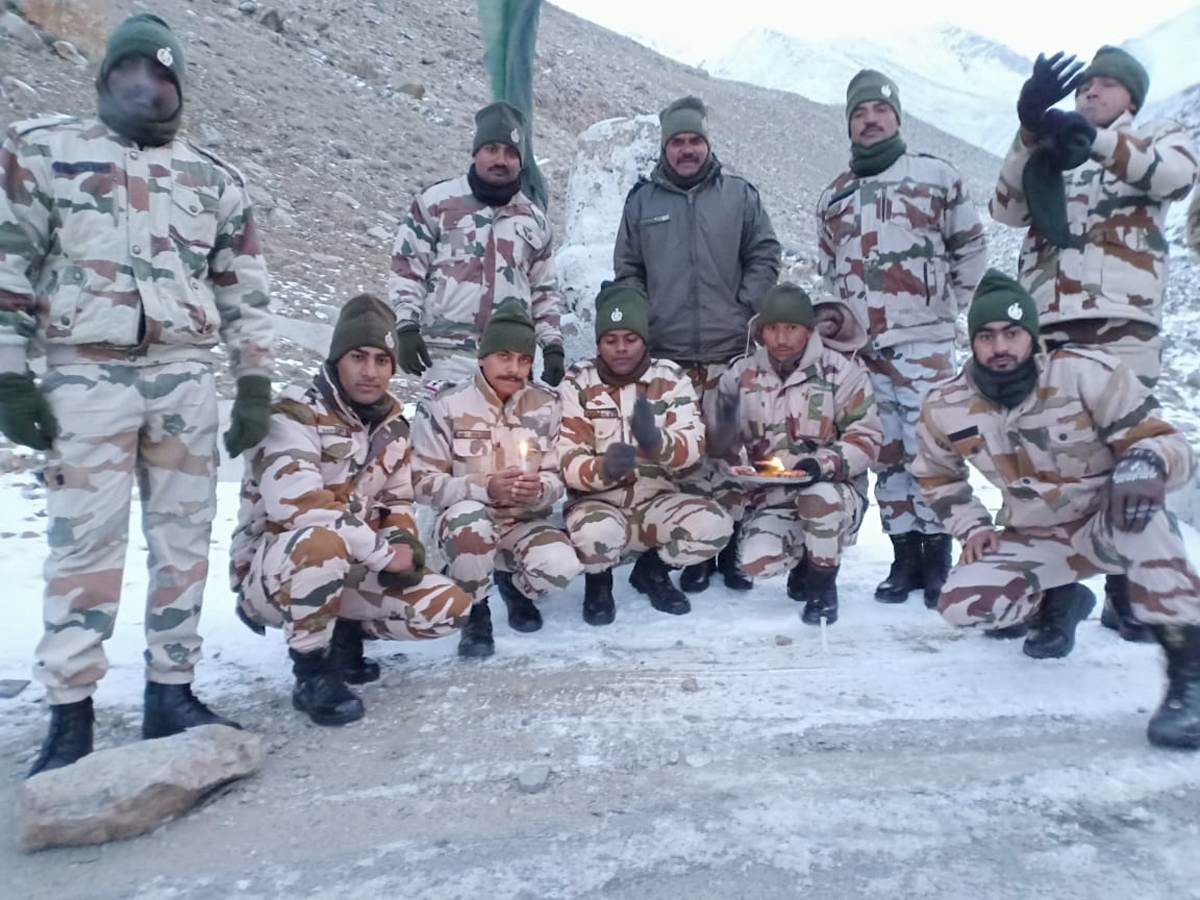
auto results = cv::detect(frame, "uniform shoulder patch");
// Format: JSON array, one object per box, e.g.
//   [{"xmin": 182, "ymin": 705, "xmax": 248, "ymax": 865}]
[
  {"xmin": 11, "ymin": 115, "xmax": 80, "ymax": 138},
  {"xmin": 273, "ymin": 396, "xmax": 316, "ymax": 425},
  {"xmin": 184, "ymin": 140, "xmax": 247, "ymax": 187}
]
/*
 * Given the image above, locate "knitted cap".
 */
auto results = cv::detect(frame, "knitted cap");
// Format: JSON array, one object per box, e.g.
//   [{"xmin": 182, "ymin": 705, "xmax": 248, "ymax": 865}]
[
  {"xmin": 845, "ymin": 69, "xmax": 901, "ymax": 122},
  {"xmin": 594, "ymin": 282, "xmax": 649, "ymax": 343},
  {"xmin": 328, "ymin": 294, "xmax": 399, "ymax": 367},
  {"xmin": 478, "ymin": 298, "xmax": 536, "ymax": 359},
  {"xmin": 659, "ymin": 96, "xmax": 709, "ymax": 147},
  {"xmin": 757, "ymin": 283, "xmax": 815, "ymax": 330},
  {"xmin": 473, "ymin": 102, "xmax": 526, "ymax": 159},
  {"xmin": 1080, "ymin": 45, "xmax": 1149, "ymax": 111},
  {"xmin": 968, "ymin": 269, "xmax": 1039, "ymax": 340},
  {"xmin": 101, "ymin": 14, "xmax": 185, "ymax": 91}
]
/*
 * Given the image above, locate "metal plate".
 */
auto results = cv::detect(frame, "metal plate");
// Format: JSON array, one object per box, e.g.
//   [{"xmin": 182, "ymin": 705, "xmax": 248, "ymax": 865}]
[{"xmin": 730, "ymin": 467, "xmax": 815, "ymax": 486}]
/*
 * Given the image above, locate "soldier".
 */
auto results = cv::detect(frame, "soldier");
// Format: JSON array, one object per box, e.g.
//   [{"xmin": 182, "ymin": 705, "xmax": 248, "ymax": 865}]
[
  {"xmin": 706, "ymin": 284, "xmax": 882, "ymax": 625},
  {"xmin": 389, "ymin": 101, "xmax": 565, "ymax": 390},
  {"xmin": 817, "ymin": 69, "xmax": 988, "ymax": 609},
  {"xmin": 412, "ymin": 298, "xmax": 582, "ymax": 657},
  {"xmin": 991, "ymin": 46, "xmax": 1198, "ymax": 642},
  {"xmin": 613, "ymin": 95, "xmax": 781, "ymax": 595},
  {"xmin": 559, "ymin": 283, "xmax": 732, "ymax": 623},
  {"xmin": 230, "ymin": 295, "xmax": 471, "ymax": 725},
  {"xmin": 0, "ymin": 15, "xmax": 273, "ymax": 776},
  {"xmin": 913, "ymin": 270, "xmax": 1200, "ymax": 749}
]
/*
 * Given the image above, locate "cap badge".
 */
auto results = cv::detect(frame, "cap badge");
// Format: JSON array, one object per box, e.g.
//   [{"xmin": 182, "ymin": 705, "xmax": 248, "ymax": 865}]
[
  {"xmin": 510, "ymin": 128, "xmax": 521, "ymax": 144},
  {"xmin": 1007, "ymin": 302, "xmax": 1024, "ymax": 320},
  {"xmin": 880, "ymin": 84, "xmax": 892, "ymax": 98},
  {"xmin": 385, "ymin": 331, "xmax": 396, "ymax": 349},
  {"xmin": 157, "ymin": 47, "xmax": 174, "ymax": 68},
  {"xmin": 611, "ymin": 308, "xmax": 623, "ymax": 323}
]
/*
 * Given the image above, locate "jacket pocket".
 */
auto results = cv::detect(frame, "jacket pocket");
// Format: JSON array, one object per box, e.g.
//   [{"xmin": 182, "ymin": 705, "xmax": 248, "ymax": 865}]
[
  {"xmin": 169, "ymin": 184, "xmax": 219, "ymax": 263},
  {"xmin": 1097, "ymin": 221, "xmax": 1164, "ymax": 315},
  {"xmin": 452, "ymin": 432, "xmax": 494, "ymax": 475}
]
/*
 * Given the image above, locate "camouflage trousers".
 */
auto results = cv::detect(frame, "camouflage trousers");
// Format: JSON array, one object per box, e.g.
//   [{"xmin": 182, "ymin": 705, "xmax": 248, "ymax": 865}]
[
  {"xmin": 437, "ymin": 500, "xmax": 583, "ymax": 604},
  {"xmin": 565, "ymin": 491, "xmax": 733, "ymax": 573},
  {"xmin": 1041, "ymin": 319, "xmax": 1161, "ymax": 388},
  {"xmin": 34, "ymin": 361, "xmax": 218, "ymax": 704},
  {"xmin": 239, "ymin": 526, "xmax": 472, "ymax": 654},
  {"xmin": 674, "ymin": 361, "xmax": 745, "ymax": 517},
  {"xmin": 938, "ymin": 510, "xmax": 1200, "ymax": 629},
  {"xmin": 864, "ymin": 341, "xmax": 954, "ymax": 536},
  {"xmin": 739, "ymin": 482, "xmax": 868, "ymax": 577}
]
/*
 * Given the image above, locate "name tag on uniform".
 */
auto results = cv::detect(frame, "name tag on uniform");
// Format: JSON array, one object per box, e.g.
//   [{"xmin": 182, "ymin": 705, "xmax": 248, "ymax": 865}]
[
  {"xmin": 454, "ymin": 429, "xmax": 492, "ymax": 440},
  {"xmin": 948, "ymin": 426, "xmax": 979, "ymax": 441},
  {"xmin": 317, "ymin": 425, "xmax": 352, "ymax": 438},
  {"xmin": 585, "ymin": 409, "xmax": 621, "ymax": 419},
  {"xmin": 641, "ymin": 214, "xmax": 670, "ymax": 225}
]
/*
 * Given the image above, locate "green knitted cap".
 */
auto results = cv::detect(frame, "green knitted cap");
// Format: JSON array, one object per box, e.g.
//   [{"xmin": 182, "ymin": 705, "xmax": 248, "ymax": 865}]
[
  {"xmin": 328, "ymin": 293, "xmax": 399, "ymax": 367},
  {"xmin": 478, "ymin": 298, "xmax": 536, "ymax": 359},
  {"xmin": 101, "ymin": 14, "xmax": 185, "ymax": 90},
  {"xmin": 659, "ymin": 96, "xmax": 709, "ymax": 147},
  {"xmin": 968, "ymin": 269, "xmax": 1039, "ymax": 340},
  {"xmin": 845, "ymin": 69, "xmax": 901, "ymax": 122},
  {"xmin": 1081, "ymin": 45, "xmax": 1149, "ymax": 111},
  {"xmin": 594, "ymin": 283, "xmax": 649, "ymax": 342},
  {"xmin": 473, "ymin": 102, "xmax": 526, "ymax": 159},
  {"xmin": 758, "ymin": 283, "xmax": 815, "ymax": 330}
]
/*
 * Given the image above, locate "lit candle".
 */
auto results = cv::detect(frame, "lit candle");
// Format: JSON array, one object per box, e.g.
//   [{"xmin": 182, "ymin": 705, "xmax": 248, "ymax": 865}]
[
  {"xmin": 756, "ymin": 456, "xmax": 785, "ymax": 475},
  {"xmin": 517, "ymin": 439, "xmax": 530, "ymax": 473}
]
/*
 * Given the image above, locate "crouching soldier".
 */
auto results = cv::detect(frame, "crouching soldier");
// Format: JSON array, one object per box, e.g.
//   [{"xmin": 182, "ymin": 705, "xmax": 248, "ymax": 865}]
[
  {"xmin": 707, "ymin": 284, "xmax": 882, "ymax": 625},
  {"xmin": 412, "ymin": 299, "xmax": 582, "ymax": 657},
  {"xmin": 913, "ymin": 270, "xmax": 1200, "ymax": 749},
  {"xmin": 559, "ymin": 284, "xmax": 733, "ymax": 623},
  {"xmin": 231, "ymin": 295, "xmax": 472, "ymax": 725}
]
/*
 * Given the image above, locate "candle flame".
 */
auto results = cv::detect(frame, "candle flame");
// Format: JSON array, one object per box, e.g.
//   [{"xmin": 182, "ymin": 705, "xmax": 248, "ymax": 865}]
[
  {"xmin": 756, "ymin": 456, "xmax": 784, "ymax": 474},
  {"xmin": 518, "ymin": 440, "xmax": 529, "ymax": 458}
]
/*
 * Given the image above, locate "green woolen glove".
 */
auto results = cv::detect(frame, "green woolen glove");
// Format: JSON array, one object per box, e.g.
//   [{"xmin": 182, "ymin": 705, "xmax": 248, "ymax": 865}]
[
  {"xmin": 0, "ymin": 372, "xmax": 60, "ymax": 451},
  {"xmin": 379, "ymin": 532, "xmax": 426, "ymax": 590},
  {"xmin": 223, "ymin": 375, "xmax": 272, "ymax": 458},
  {"xmin": 396, "ymin": 325, "xmax": 432, "ymax": 376},
  {"xmin": 542, "ymin": 345, "xmax": 565, "ymax": 387}
]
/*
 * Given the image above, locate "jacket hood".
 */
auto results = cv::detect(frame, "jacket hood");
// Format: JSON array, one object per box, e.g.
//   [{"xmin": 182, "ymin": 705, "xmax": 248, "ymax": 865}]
[{"xmin": 747, "ymin": 296, "xmax": 867, "ymax": 356}]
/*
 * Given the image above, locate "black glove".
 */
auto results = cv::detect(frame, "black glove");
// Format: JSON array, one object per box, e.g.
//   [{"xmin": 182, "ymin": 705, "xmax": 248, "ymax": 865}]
[
  {"xmin": 1106, "ymin": 449, "xmax": 1166, "ymax": 533},
  {"xmin": 396, "ymin": 325, "xmax": 432, "ymax": 376},
  {"xmin": 224, "ymin": 374, "xmax": 272, "ymax": 458},
  {"xmin": 1018, "ymin": 51, "xmax": 1087, "ymax": 132},
  {"xmin": 0, "ymin": 372, "xmax": 59, "ymax": 450},
  {"xmin": 601, "ymin": 442, "xmax": 638, "ymax": 482},
  {"xmin": 629, "ymin": 395, "xmax": 662, "ymax": 455},
  {"xmin": 542, "ymin": 345, "xmax": 565, "ymax": 387},
  {"xmin": 1039, "ymin": 109, "xmax": 1097, "ymax": 164},
  {"xmin": 792, "ymin": 457, "xmax": 824, "ymax": 483},
  {"xmin": 706, "ymin": 390, "xmax": 741, "ymax": 458}
]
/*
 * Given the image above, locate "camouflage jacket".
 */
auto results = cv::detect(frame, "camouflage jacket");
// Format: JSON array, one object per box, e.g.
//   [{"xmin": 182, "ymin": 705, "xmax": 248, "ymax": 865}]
[
  {"xmin": 388, "ymin": 174, "xmax": 562, "ymax": 356},
  {"xmin": 712, "ymin": 334, "xmax": 882, "ymax": 503},
  {"xmin": 558, "ymin": 357, "xmax": 705, "ymax": 509},
  {"xmin": 990, "ymin": 113, "xmax": 1198, "ymax": 329},
  {"xmin": 0, "ymin": 117, "xmax": 272, "ymax": 376},
  {"xmin": 229, "ymin": 365, "xmax": 417, "ymax": 591},
  {"xmin": 817, "ymin": 152, "xmax": 988, "ymax": 352},
  {"xmin": 411, "ymin": 371, "xmax": 564, "ymax": 520},
  {"xmin": 913, "ymin": 347, "xmax": 1195, "ymax": 541}
]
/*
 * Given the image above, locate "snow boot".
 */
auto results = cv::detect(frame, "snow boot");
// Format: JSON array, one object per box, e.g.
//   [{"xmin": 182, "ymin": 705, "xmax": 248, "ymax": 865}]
[
  {"xmin": 1100, "ymin": 574, "xmax": 1154, "ymax": 643},
  {"xmin": 330, "ymin": 618, "xmax": 380, "ymax": 685},
  {"xmin": 630, "ymin": 549, "xmax": 691, "ymax": 615},
  {"xmin": 1147, "ymin": 624, "xmax": 1200, "ymax": 750},
  {"xmin": 495, "ymin": 571, "xmax": 543, "ymax": 633},
  {"xmin": 801, "ymin": 564, "xmax": 839, "ymax": 626},
  {"xmin": 27, "ymin": 697, "xmax": 94, "ymax": 778},
  {"xmin": 920, "ymin": 533, "xmax": 953, "ymax": 609},
  {"xmin": 583, "ymin": 569, "xmax": 615, "ymax": 626},
  {"xmin": 457, "ymin": 599, "xmax": 495, "ymax": 658},
  {"xmin": 679, "ymin": 558, "xmax": 714, "ymax": 594},
  {"xmin": 290, "ymin": 647, "xmax": 364, "ymax": 726},
  {"xmin": 142, "ymin": 682, "xmax": 241, "ymax": 739},
  {"xmin": 716, "ymin": 521, "xmax": 754, "ymax": 591},
  {"xmin": 874, "ymin": 533, "xmax": 923, "ymax": 603},
  {"xmin": 787, "ymin": 557, "xmax": 812, "ymax": 603},
  {"xmin": 1022, "ymin": 584, "xmax": 1096, "ymax": 659},
  {"xmin": 984, "ymin": 622, "xmax": 1031, "ymax": 640}
]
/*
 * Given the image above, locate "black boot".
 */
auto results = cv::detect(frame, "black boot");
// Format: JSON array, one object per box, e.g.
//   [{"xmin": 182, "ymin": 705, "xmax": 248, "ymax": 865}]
[
  {"xmin": 1022, "ymin": 584, "xmax": 1096, "ymax": 659},
  {"xmin": 716, "ymin": 522, "xmax": 754, "ymax": 591},
  {"xmin": 874, "ymin": 533, "xmax": 923, "ymax": 603},
  {"xmin": 458, "ymin": 599, "xmax": 495, "ymax": 658},
  {"xmin": 27, "ymin": 697, "xmax": 94, "ymax": 778},
  {"xmin": 583, "ymin": 569, "xmax": 616, "ymax": 626},
  {"xmin": 495, "ymin": 571, "xmax": 543, "ymax": 633},
  {"xmin": 1148, "ymin": 625, "xmax": 1200, "ymax": 750},
  {"xmin": 330, "ymin": 618, "xmax": 381, "ymax": 685},
  {"xmin": 920, "ymin": 534, "xmax": 952, "ymax": 609},
  {"xmin": 984, "ymin": 622, "xmax": 1031, "ymax": 639},
  {"xmin": 787, "ymin": 557, "xmax": 811, "ymax": 603},
  {"xmin": 142, "ymin": 683, "xmax": 242, "ymax": 740},
  {"xmin": 630, "ymin": 549, "xmax": 691, "ymax": 615},
  {"xmin": 290, "ymin": 647, "xmax": 364, "ymax": 726},
  {"xmin": 679, "ymin": 558, "xmax": 714, "ymax": 594},
  {"xmin": 1100, "ymin": 574, "xmax": 1154, "ymax": 643},
  {"xmin": 801, "ymin": 564, "xmax": 839, "ymax": 626}
]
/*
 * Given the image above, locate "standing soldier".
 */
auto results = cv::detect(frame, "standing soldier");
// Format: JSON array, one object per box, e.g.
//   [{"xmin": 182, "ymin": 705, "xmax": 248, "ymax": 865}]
[
  {"xmin": 230, "ymin": 295, "xmax": 471, "ymax": 726},
  {"xmin": 613, "ymin": 95, "xmax": 781, "ymax": 594},
  {"xmin": 817, "ymin": 69, "xmax": 987, "ymax": 609},
  {"xmin": 0, "ymin": 15, "xmax": 273, "ymax": 775},
  {"xmin": 991, "ymin": 46, "xmax": 1199, "ymax": 641},
  {"xmin": 706, "ymin": 285, "xmax": 882, "ymax": 625},
  {"xmin": 411, "ymin": 299, "xmax": 582, "ymax": 658},
  {"xmin": 558, "ymin": 283, "xmax": 732, "ymax": 624},
  {"xmin": 389, "ymin": 102, "xmax": 565, "ymax": 390},
  {"xmin": 914, "ymin": 270, "xmax": 1200, "ymax": 750}
]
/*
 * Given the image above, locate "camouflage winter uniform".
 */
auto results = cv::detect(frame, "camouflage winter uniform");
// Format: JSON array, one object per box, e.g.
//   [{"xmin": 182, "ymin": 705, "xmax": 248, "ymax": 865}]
[
  {"xmin": 230, "ymin": 366, "xmax": 470, "ymax": 653},
  {"xmin": 388, "ymin": 175, "xmax": 562, "ymax": 373},
  {"xmin": 991, "ymin": 113, "xmax": 1198, "ymax": 385},
  {"xmin": 818, "ymin": 152, "xmax": 987, "ymax": 535},
  {"xmin": 710, "ymin": 332, "xmax": 882, "ymax": 577},
  {"xmin": 1188, "ymin": 188, "xmax": 1200, "ymax": 256},
  {"xmin": 558, "ymin": 357, "xmax": 732, "ymax": 571},
  {"xmin": 913, "ymin": 346, "xmax": 1200, "ymax": 628},
  {"xmin": 411, "ymin": 371, "xmax": 581, "ymax": 602},
  {"xmin": 0, "ymin": 117, "xmax": 272, "ymax": 703}
]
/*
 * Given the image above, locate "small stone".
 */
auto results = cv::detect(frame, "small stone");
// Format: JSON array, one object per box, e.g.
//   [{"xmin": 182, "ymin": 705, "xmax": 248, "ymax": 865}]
[
  {"xmin": 330, "ymin": 140, "xmax": 354, "ymax": 160},
  {"xmin": 0, "ymin": 75, "xmax": 38, "ymax": 101},
  {"xmin": 775, "ymin": 634, "xmax": 794, "ymax": 646},
  {"xmin": 398, "ymin": 83, "xmax": 425, "ymax": 100},
  {"xmin": 266, "ymin": 208, "xmax": 294, "ymax": 228},
  {"xmin": 680, "ymin": 677, "xmax": 700, "ymax": 693},
  {"xmin": 51, "ymin": 40, "xmax": 87, "ymax": 68},
  {"xmin": 238, "ymin": 0, "xmax": 258, "ymax": 12},
  {"xmin": 259, "ymin": 8, "xmax": 285, "ymax": 32},
  {"xmin": 331, "ymin": 191, "xmax": 360, "ymax": 210},
  {"xmin": 366, "ymin": 225, "xmax": 391, "ymax": 241},
  {"xmin": 1, "ymin": 12, "xmax": 42, "ymax": 49},
  {"xmin": 665, "ymin": 750, "xmax": 681, "ymax": 766},
  {"xmin": 517, "ymin": 765, "xmax": 550, "ymax": 794},
  {"xmin": 198, "ymin": 124, "xmax": 225, "ymax": 147}
]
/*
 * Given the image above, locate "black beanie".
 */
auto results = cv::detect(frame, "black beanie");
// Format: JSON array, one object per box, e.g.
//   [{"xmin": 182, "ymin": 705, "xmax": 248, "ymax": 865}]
[
  {"xmin": 328, "ymin": 294, "xmax": 399, "ymax": 367},
  {"xmin": 968, "ymin": 270, "xmax": 1039, "ymax": 340},
  {"xmin": 478, "ymin": 298, "xmax": 536, "ymax": 358},
  {"xmin": 473, "ymin": 102, "xmax": 526, "ymax": 159}
]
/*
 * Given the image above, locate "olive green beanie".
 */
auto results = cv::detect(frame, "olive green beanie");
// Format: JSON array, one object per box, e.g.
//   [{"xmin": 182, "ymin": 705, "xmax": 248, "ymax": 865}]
[
  {"xmin": 968, "ymin": 269, "xmax": 1039, "ymax": 340},
  {"xmin": 659, "ymin": 96, "xmax": 709, "ymax": 148},
  {"xmin": 100, "ymin": 14, "xmax": 185, "ymax": 91},
  {"xmin": 478, "ymin": 298, "xmax": 536, "ymax": 358},
  {"xmin": 328, "ymin": 293, "xmax": 399, "ymax": 367},
  {"xmin": 594, "ymin": 283, "xmax": 650, "ymax": 342},
  {"xmin": 758, "ymin": 283, "xmax": 815, "ymax": 330},
  {"xmin": 845, "ymin": 69, "xmax": 901, "ymax": 122},
  {"xmin": 1080, "ymin": 45, "xmax": 1149, "ymax": 111},
  {"xmin": 473, "ymin": 101, "xmax": 526, "ymax": 159}
]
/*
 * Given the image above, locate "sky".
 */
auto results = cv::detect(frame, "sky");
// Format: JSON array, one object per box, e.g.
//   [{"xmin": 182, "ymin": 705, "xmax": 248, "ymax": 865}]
[{"xmin": 552, "ymin": 0, "xmax": 1199, "ymax": 63}]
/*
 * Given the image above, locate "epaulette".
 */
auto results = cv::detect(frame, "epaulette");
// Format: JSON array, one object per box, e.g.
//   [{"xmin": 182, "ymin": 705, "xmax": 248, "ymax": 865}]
[
  {"xmin": 11, "ymin": 115, "xmax": 80, "ymax": 137},
  {"xmin": 185, "ymin": 140, "xmax": 247, "ymax": 187},
  {"xmin": 913, "ymin": 152, "xmax": 955, "ymax": 168},
  {"xmin": 623, "ymin": 176, "xmax": 651, "ymax": 204}
]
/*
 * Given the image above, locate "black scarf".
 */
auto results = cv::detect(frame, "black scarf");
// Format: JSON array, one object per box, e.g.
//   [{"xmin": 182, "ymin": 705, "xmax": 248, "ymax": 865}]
[
  {"xmin": 325, "ymin": 363, "xmax": 394, "ymax": 429},
  {"xmin": 596, "ymin": 351, "xmax": 652, "ymax": 388},
  {"xmin": 770, "ymin": 353, "xmax": 804, "ymax": 381},
  {"xmin": 849, "ymin": 134, "xmax": 906, "ymax": 177},
  {"xmin": 467, "ymin": 164, "xmax": 521, "ymax": 207},
  {"xmin": 972, "ymin": 357, "xmax": 1039, "ymax": 409},
  {"xmin": 1022, "ymin": 111, "xmax": 1096, "ymax": 249},
  {"xmin": 96, "ymin": 83, "xmax": 181, "ymax": 148},
  {"xmin": 655, "ymin": 153, "xmax": 717, "ymax": 191}
]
